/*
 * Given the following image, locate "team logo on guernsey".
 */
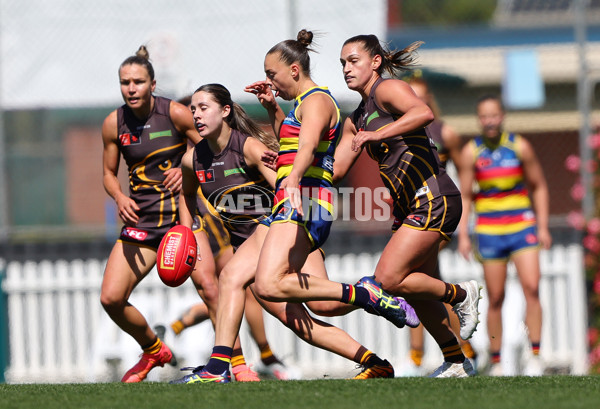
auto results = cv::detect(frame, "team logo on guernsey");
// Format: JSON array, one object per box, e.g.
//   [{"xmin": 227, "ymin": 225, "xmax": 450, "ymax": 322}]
[
  {"xmin": 476, "ymin": 157, "xmax": 492, "ymax": 168},
  {"xmin": 119, "ymin": 133, "xmax": 141, "ymax": 146},
  {"xmin": 121, "ymin": 227, "xmax": 148, "ymax": 241},
  {"xmin": 196, "ymin": 169, "xmax": 215, "ymax": 183},
  {"xmin": 415, "ymin": 186, "xmax": 430, "ymax": 198}
]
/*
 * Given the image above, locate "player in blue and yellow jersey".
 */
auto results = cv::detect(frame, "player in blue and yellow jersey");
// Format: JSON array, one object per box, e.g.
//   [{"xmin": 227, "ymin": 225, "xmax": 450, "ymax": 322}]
[
  {"xmin": 100, "ymin": 46, "xmax": 200, "ymax": 383},
  {"xmin": 458, "ymin": 95, "xmax": 551, "ymax": 376},
  {"xmin": 171, "ymin": 31, "xmax": 416, "ymax": 385},
  {"xmin": 325, "ymin": 34, "xmax": 483, "ymax": 378}
]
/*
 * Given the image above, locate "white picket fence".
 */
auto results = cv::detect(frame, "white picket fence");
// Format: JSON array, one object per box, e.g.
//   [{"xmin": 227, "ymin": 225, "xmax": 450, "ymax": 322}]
[{"xmin": 0, "ymin": 244, "xmax": 588, "ymax": 383}]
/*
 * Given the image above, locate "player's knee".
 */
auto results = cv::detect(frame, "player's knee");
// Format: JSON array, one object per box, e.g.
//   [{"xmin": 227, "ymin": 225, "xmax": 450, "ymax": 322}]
[
  {"xmin": 100, "ymin": 291, "xmax": 127, "ymax": 312},
  {"xmin": 253, "ymin": 277, "xmax": 284, "ymax": 302},
  {"xmin": 487, "ymin": 293, "xmax": 505, "ymax": 309}
]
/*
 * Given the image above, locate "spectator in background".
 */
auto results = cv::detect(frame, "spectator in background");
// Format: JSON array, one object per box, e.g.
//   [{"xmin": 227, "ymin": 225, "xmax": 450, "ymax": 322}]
[
  {"xmin": 401, "ymin": 73, "xmax": 478, "ymax": 375},
  {"xmin": 458, "ymin": 94, "xmax": 552, "ymax": 376},
  {"xmin": 100, "ymin": 45, "xmax": 200, "ymax": 383}
]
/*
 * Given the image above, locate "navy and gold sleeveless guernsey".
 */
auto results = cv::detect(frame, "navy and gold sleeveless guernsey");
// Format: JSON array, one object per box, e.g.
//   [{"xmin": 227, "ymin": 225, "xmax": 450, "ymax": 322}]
[
  {"xmin": 193, "ymin": 129, "xmax": 273, "ymax": 250},
  {"xmin": 265, "ymin": 86, "xmax": 341, "ymax": 250},
  {"xmin": 116, "ymin": 96, "xmax": 187, "ymax": 249},
  {"xmin": 351, "ymin": 78, "xmax": 460, "ymax": 238}
]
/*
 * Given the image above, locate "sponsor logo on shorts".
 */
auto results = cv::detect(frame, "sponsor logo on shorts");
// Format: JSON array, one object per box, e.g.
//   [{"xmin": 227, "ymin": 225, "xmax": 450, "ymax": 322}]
[
  {"xmin": 119, "ymin": 133, "xmax": 141, "ymax": 146},
  {"xmin": 122, "ymin": 227, "xmax": 148, "ymax": 241},
  {"xmin": 406, "ymin": 214, "xmax": 425, "ymax": 227},
  {"xmin": 525, "ymin": 233, "xmax": 538, "ymax": 244},
  {"xmin": 196, "ymin": 169, "xmax": 215, "ymax": 183}
]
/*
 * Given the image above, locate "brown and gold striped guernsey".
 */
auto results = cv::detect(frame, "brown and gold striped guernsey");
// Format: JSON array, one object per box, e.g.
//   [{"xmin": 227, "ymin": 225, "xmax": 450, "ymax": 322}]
[
  {"xmin": 351, "ymin": 77, "xmax": 460, "ymax": 221},
  {"xmin": 117, "ymin": 96, "xmax": 187, "ymax": 228},
  {"xmin": 193, "ymin": 130, "xmax": 273, "ymax": 249}
]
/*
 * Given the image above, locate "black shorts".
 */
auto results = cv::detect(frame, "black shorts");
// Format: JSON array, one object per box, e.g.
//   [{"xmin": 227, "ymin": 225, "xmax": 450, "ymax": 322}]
[
  {"xmin": 192, "ymin": 214, "xmax": 232, "ymax": 257},
  {"xmin": 392, "ymin": 194, "xmax": 461, "ymax": 241},
  {"xmin": 118, "ymin": 223, "xmax": 177, "ymax": 250}
]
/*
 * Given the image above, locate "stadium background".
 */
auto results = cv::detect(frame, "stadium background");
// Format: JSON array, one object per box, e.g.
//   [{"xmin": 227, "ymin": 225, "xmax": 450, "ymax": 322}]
[{"xmin": 0, "ymin": 0, "xmax": 598, "ymax": 381}]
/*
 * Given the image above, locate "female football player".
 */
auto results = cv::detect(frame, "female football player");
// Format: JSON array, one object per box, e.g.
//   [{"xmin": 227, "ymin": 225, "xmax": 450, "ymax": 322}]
[{"xmin": 100, "ymin": 45, "xmax": 200, "ymax": 383}]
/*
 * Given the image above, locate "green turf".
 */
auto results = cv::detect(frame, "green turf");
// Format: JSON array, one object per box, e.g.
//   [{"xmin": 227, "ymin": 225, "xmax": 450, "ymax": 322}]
[{"xmin": 1, "ymin": 376, "xmax": 599, "ymax": 409}]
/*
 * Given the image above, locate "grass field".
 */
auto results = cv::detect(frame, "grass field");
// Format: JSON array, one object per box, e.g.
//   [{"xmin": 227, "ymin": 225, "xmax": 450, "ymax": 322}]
[{"xmin": 1, "ymin": 376, "xmax": 599, "ymax": 409}]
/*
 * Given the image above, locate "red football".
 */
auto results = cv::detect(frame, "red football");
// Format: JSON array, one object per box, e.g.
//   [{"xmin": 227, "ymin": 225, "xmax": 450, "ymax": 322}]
[{"xmin": 157, "ymin": 225, "xmax": 198, "ymax": 287}]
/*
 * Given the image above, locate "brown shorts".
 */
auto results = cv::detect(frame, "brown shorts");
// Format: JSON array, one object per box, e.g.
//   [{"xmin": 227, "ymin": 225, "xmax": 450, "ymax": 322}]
[
  {"xmin": 192, "ymin": 213, "xmax": 232, "ymax": 257},
  {"xmin": 118, "ymin": 223, "xmax": 176, "ymax": 250},
  {"xmin": 392, "ymin": 194, "xmax": 461, "ymax": 241}
]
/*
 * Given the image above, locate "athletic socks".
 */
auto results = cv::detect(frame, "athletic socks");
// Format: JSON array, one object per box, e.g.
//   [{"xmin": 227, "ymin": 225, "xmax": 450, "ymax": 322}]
[
  {"xmin": 410, "ymin": 348, "xmax": 424, "ymax": 367},
  {"xmin": 142, "ymin": 338, "xmax": 162, "ymax": 355},
  {"xmin": 354, "ymin": 346, "xmax": 385, "ymax": 366},
  {"xmin": 170, "ymin": 320, "xmax": 185, "ymax": 336},
  {"xmin": 439, "ymin": 339, "xmax": 465, "ymax": 364},
  {"xmin": 461, "ymin": 341, "xmax": 477, "ymax": 360},
  {"xmin": 441, "ymin": 283, "xmax": 467, "ymax": 306},
  {"xmin": 341, "ymin": 284, "xmax": 371, "ymax": 308},
  {"xmin": 490, "ymin": 351, "xmax": 501, "ymax": 365},
  {"xmin": 259, "ymin": 344, "xmax": 281, "ymax": 366},
  {"xmin": 203, "ymin": 345, "xmax": 233, "ymax": 375}
]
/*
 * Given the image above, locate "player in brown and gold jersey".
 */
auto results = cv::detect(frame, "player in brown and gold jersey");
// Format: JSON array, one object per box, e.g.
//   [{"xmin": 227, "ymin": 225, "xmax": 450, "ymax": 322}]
[
  {"xmin": 100, "ymin": 45, "xmax": 200, "ymax": 383},
  {"xmin": 333, "ymin": 34, "xmax": 482, "ymax": 377}
]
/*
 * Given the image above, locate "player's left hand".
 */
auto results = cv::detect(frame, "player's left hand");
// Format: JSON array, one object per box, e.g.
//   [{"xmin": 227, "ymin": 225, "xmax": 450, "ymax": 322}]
[
  {"xmin": 163, "ymin": 168, "xmax": 183, "ymax": 193},
  {"xmin": 261, "ymin": 150, "xmax": 278, "ymax": 171}
]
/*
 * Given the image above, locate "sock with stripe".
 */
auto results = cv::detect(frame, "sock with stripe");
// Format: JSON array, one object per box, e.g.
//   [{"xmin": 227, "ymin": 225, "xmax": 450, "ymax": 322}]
[
  {"xmin": 341, "ymin": 284, "xmax": 371, "ymax": 308},
  {"xmin": 171, "ymin": 320, "xmax": 185, "ymax": 336},
  {"xmin": 259, "ymin": 344, "xmax": 281, "ymax": 366},
  {"xmin": 440, "ymin": 283, "xmax": 467, "ymax": 306},
  {"xmin": 439, "ymin": 339, "xmax": 465, "ymax": 364},
  {"xmin": 531, "ymin": 342, "xmax": 540, "ymax": 356},
  {"xmin": 461, "ymin": 341, "xmax": 477, "ymax": 360},
  {"xmin": 410, "ymin": 348, "xmax": 424, "ymax": 367},
  {"xmin": 142, "ymin": 338, "xmax": 162, "ymax": 355},
  {"xmin": 354, "ymin": 346, "xmax": 384, "ymax": 366},
  {"xmin": 203, "ymin": 346, "xmax": 233, "ymax": 375},
  {"xmin": 490, "ymin": 351, "xmax": 501, "ymax": 365},
  {"xmin": 230, "ymin": 348, "xmax": 246, "ymax": 369}
]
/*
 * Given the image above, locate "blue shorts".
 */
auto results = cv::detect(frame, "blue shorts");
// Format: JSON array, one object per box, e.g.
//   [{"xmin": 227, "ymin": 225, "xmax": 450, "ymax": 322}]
[
  {"xmin": 260, "ymin": 198, "xmax": 332, "ymax": 251},
  {"xmin": 475, "ymin": 225, "xmax": 539, "ymax": 262}
]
